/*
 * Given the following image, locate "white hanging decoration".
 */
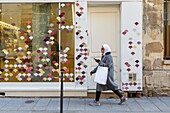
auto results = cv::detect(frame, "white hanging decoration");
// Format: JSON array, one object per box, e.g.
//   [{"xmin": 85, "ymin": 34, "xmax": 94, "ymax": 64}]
[
  {"xmin": 29, "ymin": 36, "xmax": 33, "ymax": 40},
  {"xmin": 70, "ymin": 73, "xmax": 74, "ymax": 76},
  {"xmin": 23, "ymin": 64, "xmax": 27, "ymax": 68},
  {"xmin": 27, "ymin": 56, "xmax": 31, "ymax": 59},
  {"xmin": 43, "ymin": 77, "xmax": 47, "ymax": 81},
  {"xmin": 44, "ymin": 47, "xmax": 48, "ymax": 51},
  {"xmin": 48, "ymin": 30, "xmax": 52, "ymax": 34},
  {"xmin": 70, "ymin": 25, "xmax": 74, "ymax": 29},
  {"xmin": 9, "ymin": 73, "xmax": 13, "ymax": 77},
  {"xmin": 27, "ymin": 78, "xmax": 31, "ymax": 81},
  {"xmin": 22, "ymin": 56, "xmax": 27, "ymax": 59},
  {"xmin": 50, "ymin": 41, "xmax": 54, "ymax": 45},
  {"xmin": 4, "ymin": 69, "xmax": 8, "ymax": 72},
  {"xmin": 61, "ymin": 26, "xmax": 65, "ymax": 29},
  {"xmin": 4, "ymin": 73, "xmax": 8, "ymax": 77},
  {"xmin": 65, "ymin": 47, "xmax": 70, "ymax": 51},
  {"xmin": 39, "ymin": 47, "xmax": 43, "ymax": 51},
  {"xmin": 18, "ymin": 64, "xmax": 22, "ymax": 68},
  {"xmin": 18, "ymin": 78, "xmax": 22, "ymax": 81},
  {"xmin": 46, "ymin": 41, "xmax": 50, "ymax": 45},
  {"xmin": 43, "ymin": 52, "xmax": 48, "ymax": 56},
  {"xmin": 27, "ymin": 30, "xmax": 31, "ymax": 33},
  {"xmin": 4, "ymin": 51, "xmax": 9, "ymax": 55},
  {"xmin": 4, "ymin": 78, "xmax": 9, "ymax": 81},
  {"xmin": 25, "ymin": 45, "xmax": 29, "ymax": 49},
  {"xmin": 64, "ymin": 54, "xmax": 68, "ymax": 57},
  {"xmin": 65, "ymin": 73, "xmax": 69, "ymax": 77},
  {"xmin": 50, "ymin": 37, "xmax": 54, "ymax": 40},
  {"xmin": 9, "ymin": 64, "xmax": 13, "ymax": 68},
  {"xmin": 20, "ymin": 36, "xmax": 25, "ymax": 40},
  {"xmin": 27, "ymin": 73, "xmax": 31, "ymax": 77},
  {"xmin": 61, "ymin": 3, "xmax": 65, "ymax": 7},
  {"xmin": 13, "ymin": 69, "xmax": 17, "ymax": 72},
  {"xmin": 14, "ymin": 64, "xmax": 17, "ymax": 68},
  {"xmin": 64, "ymin": 58, "xmax": 67, "ymax": 62},
  {"xmin": 4, "ymin": 64, "xmax": 8, "ymax": 68},
  {"xmin": 18, "ymin": 73, "xmax": 21, "ymax": 77},
  {"xmin": 27, "ymin": 25, "xmax": 31, "ymax": 29},
  {"xmin": 63, "ymin": 47, "xmax": 70, "ymax": 53},
  {"xmin": 23, "ymin": 73, "xmax": 26, "ymax": 77},
  {"xmin": 18, "ymin": 47, "xmax": 22, "ymax": 51},
  {"xmin": 48, "ymin": 77, "xmax": 52, "ymax": 81},
  {"xmin": 39, "ymin": 73, "xmax": 43, "ymax": 77},
  {"xmin": 34, "ymin": 73, "xmax": 38, "ymax": 76},
  {"xmin": 63, "ymin": 49, "xmax": 67, "ymax": 53},
  {"xmin": 46, "ymin": 58, "xmax": 50, "ymax": 62},
  {"xmin": 4, "ymin": 60, "xmax": 9, "ymax": 63},
  {"xmin": 66, "ymin": 25, "xmax": 69, "ymax": 29},
  {"xmin": 27, "ymin": 51, "xmax": 31, "ymax": 55},
  {"xmin": 38, "ymin": 64, "xmax": 43, "ymax": 68},
  {"xmin": 56, "ymin": 17, "xmax": 60, "ymax": 21}
]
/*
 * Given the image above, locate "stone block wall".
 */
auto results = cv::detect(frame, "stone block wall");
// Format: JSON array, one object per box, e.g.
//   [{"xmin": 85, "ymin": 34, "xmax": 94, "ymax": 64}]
[{"xmin": 143, "ymin": 0, "xmax": 170, "ymax": 96}]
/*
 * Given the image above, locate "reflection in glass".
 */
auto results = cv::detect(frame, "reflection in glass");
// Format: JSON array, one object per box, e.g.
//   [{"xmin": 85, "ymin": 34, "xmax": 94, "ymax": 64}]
[{"xmin": 0, "ymin": 3, "xmax": 75, "ymax": 82}]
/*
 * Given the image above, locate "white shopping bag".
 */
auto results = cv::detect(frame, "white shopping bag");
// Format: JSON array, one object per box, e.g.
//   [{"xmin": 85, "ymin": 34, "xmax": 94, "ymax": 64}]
[{"xmin": 94, "ymin": 66, "xmax": 108, "ymax": 85}]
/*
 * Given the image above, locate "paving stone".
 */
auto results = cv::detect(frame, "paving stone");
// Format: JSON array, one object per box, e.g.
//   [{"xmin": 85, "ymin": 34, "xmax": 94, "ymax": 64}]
[
  {"xmin": 126, "ymin": 98, "xmax": 144, "ymax": 111},
  {"xmin": 35, "ymin": 98, "xmax": 51, "ymax": 107},
  {"xmin": 32, "ymin": 106, "xmax": 47, "ymax": 111},
  {"xmin": 0, "ymin": 101, "xmax": 9, "ymax": 109},
  {"xmin": 135, "ymin": 97, "xmax": 160, "ymax": 112},
  {"xmin": 18, "ymin": 106, "xmax": 34, "ymax": 111},
  {"xmin": 68, "ymin": 105, "xmax": 85, "ymax": 110},
  {"xmin": 46, "ymin": 101, "xmax": 68, "ymax": 111},
  {"xmin": 149, "ymin": 97, "xmax": 170, "ymax": 111},
  {"xmin": 69, "ymin": 98, "xmax": 85, "ymax": 106}
]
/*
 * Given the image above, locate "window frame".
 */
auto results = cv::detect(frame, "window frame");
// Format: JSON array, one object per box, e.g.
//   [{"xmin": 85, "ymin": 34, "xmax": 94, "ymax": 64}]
[{"xmin": 164, "ymin": 0, "xmax": 170, "ymax": 60}]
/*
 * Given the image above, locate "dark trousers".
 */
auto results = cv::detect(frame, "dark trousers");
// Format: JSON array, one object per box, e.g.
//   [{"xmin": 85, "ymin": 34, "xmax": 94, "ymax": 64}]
[{"xmin": 95, "ymin": 90, "xmax": 123, "ymax": 101}]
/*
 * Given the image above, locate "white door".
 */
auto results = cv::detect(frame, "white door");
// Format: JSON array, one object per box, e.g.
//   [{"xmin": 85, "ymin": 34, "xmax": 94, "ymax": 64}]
[{"xmin": 88, "ymin": 6, "xmax": 120, "ymax": 90}]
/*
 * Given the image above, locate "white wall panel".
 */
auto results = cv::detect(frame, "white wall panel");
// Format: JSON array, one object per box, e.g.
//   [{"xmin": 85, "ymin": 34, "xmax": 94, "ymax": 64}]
[{"xmin": 121, "ymin": 2, "xmax": 142, "ymax": 91}]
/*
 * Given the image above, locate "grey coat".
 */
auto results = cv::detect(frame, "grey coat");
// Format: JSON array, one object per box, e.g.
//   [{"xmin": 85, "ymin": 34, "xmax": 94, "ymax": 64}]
[{"xmin": 91, "ymin": 52, "xmax": 118, "ymax": 91}]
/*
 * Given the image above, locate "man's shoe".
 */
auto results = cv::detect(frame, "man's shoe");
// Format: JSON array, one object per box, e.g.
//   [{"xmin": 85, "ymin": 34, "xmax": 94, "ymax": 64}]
[
  {"xmin": 118, "ymin": 96, "xmax": 127, "ymax": 105},
  {"xmin": 89, "ymin": 100, "xmax": 101, "ymax": 106}
]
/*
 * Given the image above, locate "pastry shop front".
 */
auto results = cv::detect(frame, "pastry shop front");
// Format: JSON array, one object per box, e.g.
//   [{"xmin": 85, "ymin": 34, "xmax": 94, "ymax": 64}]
[{"xmin": 0, "ymin": 0, "xmax": 142, "ymax": 96}]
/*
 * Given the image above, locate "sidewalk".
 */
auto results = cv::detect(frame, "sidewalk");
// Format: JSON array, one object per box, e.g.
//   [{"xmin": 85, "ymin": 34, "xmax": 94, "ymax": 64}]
[{"xmin": 0, "ymin": 97, "xmax": 170, "ymax": 113}]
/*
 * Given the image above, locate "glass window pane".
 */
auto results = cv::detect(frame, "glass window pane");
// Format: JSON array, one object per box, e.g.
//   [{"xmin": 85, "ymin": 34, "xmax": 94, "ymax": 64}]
[
  {"xmin": 164, "ymin": 21, "xmax": 170, "ymax": 59},
  {"xmin": 60, "ymin": 3, "xmax": 75, "ymax": 82},
  {"xmin": 167, "ymin": 3, "xmax": 170, "ymax": 19},
  {"xmin": 0, "ymin": 3, "xmax": 75, "ymax": 82}
]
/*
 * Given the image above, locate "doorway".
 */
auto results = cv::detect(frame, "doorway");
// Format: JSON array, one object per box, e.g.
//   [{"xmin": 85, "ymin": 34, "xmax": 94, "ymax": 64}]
[{"xmin": 88, "ymin": 5, "xmax": 120, "ymax": 90}]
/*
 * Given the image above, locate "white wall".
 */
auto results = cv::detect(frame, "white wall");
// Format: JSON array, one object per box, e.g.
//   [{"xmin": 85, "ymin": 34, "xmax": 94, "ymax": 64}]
[{"xmin": 121, "ymin": 2, "xmax": 143, "ymax": 91}]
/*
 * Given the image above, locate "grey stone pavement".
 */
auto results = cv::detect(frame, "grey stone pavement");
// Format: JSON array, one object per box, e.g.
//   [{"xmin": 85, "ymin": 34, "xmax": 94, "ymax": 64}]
[{"xmin": 0, "ymin": 97, "xmax": 170, "ymax": 113}]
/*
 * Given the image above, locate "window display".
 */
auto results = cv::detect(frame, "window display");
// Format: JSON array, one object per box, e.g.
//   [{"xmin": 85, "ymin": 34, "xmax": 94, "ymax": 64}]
[{"xmin": 0, "ymin": 3, "xmax": 75, "ymax": 82}]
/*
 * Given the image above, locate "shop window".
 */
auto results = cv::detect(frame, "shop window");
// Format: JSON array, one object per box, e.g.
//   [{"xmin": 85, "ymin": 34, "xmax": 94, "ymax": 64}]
[
  {"xmin": 0, "ymin": 3, "xmax": 75, "ymax": 82},
  {"xmin": 164, "ymin": 0, "xmax": 170, "ymax": 59}
]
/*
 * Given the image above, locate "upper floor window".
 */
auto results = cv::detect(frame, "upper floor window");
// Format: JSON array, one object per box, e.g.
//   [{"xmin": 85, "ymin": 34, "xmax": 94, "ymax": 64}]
[{"xmin": 164, "ymin": 0, "xmax": 170, "ymax": 59}]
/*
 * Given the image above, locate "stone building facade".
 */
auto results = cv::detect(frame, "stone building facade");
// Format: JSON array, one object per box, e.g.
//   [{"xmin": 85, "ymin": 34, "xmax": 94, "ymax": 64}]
[{"xmin": 143, "ymin": 0, "xmax": 170, "ymax": 96}]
